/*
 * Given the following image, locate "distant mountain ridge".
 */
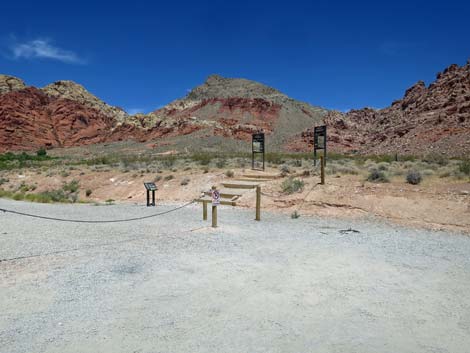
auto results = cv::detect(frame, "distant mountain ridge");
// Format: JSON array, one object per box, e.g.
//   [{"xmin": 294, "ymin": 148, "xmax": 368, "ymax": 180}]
[{"xmin": 0, "ymin": 61, "xmax": 469, "ymax": 156}]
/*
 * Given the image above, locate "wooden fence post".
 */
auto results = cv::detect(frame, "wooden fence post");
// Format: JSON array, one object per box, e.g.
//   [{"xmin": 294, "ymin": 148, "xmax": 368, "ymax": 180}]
[
  {"xmin": 255, "ymin": 186, "xmax": 261, "ymax": 221},
  {"xmin": 320, "ymin": 156, "xmax": 325, "ymax": 185},
  {"xmin": 212, "ymin": 205, "xmax": 218, "ymax": 228},
  {"xmin": 203, "ymin": 201, "xmax": 208, "ymax": 220}
]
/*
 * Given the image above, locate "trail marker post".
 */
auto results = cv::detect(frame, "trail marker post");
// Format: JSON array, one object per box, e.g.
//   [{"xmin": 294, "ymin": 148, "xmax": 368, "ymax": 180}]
[
  {"xmin": 144, "ymin": 182, "xmax": 157, "ymax": 206},
  {"xmin": 252, "ymin": 132, "xmax": 265, "ymax": 171}
]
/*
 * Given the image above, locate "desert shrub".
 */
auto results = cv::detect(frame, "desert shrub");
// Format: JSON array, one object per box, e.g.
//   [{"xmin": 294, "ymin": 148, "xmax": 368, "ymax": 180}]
[
  {"xmin": 105, "ymin": 199, "xmax": 115, "ymax": 205},
  {"xmin": 85, "ymin": 189, "xmax": 93, "ymax": 197},
  {"xmin": 180, "ymin": 177, "xmax": 190, "ymax": 186},
  {"xmin": 215, "ymin": 159, "xmax": 227, "ymax": 168},
  {"xmin": 281, "ymin": 177, "xmax": 304, "ymax": 194},
  {"xmin": 266, "ymin": 153, "xmax": 284, "ymax": 165},
  {"xmin": 366, "ymin": 169, "xmax": 389, "ymax": 183},
  {"xmin": 289, "ymin": 159, "xmax": 302, "ymax": 167},
  {"xmin": 164, "ymin": 175, "xmax": 174, "ymax": 181},
  {"xmin": 191, "ymin": 152, "xmax": 212, "ymax": 165},
  {"xmin": 421, "ymin": 169, "xmax": 435, "ymax": 177},
  {"xmin": 423, "ymin": 153, "xmax": 448, "ymax": 166},
  {"xmin": 301, "ymin": 170, "xmax": 310, "ymax": 177},
  {"xmin": 203, "ymin": 168, "xmax": 209, "ymax": 174},
  {"xmin": 0, "ymin": 177, "xmax": 9, "ymax": 185},
  {"xmin": 60, "ymin": 170, "xmax": 70, "ymax": 178},
  {"xmin": 291, "ymin": 210, "xmax": 300, "ymax": 219},
  {"xmin": 225, "ymin": 170, "xmax": 234, "ymax": 178},
  {"xmin": 459, "ymin": 160, "xmax": 470, "ymax": 176},
  {"xmin": 376, "ymin": 162, "xmax": 390, "ymax": 171},
  {"xmin": 336, "ymin": 165, "xmax": 359, "ymax": 175},
  {"xmin": 406, "ymin": 170, "xmax": 422, "ymax": 185},
  {"xmin": 36, "ymin": 148, "xmax": 47, "ymax": 157},
  {"xmin": 279, "ymin": 164, "xmax": 290, "ymax": 177},
  {"xmin": 153, "ymin": 175, "xmax": 162, "ymax": 182},
  {"xmin": 63, "ymin": 180, "xmax": 80, "ymax": 193}
]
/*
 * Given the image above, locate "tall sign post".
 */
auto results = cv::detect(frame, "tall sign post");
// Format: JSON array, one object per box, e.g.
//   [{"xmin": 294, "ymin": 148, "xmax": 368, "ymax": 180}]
[
  {"xmin": 313, "ymin": 125, "xmax": 327, "ymax": 166},
  {"xmin": 252, "ymin": 132, "xmax": 265, "ymax": 171}
]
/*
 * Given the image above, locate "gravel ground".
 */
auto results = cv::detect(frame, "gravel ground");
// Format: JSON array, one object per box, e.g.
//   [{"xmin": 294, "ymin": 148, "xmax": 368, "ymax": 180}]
[{"xmin": 1, "ymin": 199, "xmax": 470, "ymax": 353}]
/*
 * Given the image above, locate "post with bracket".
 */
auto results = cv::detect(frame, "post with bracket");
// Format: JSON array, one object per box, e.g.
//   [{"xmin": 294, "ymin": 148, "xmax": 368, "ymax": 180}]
[
  {"xmin": 255, "ymin": 185, "xmax": 261, "ymax": 221},
  {"xmin": 211, "ymin": 185, "xmax": 220, "ymax": 228}
]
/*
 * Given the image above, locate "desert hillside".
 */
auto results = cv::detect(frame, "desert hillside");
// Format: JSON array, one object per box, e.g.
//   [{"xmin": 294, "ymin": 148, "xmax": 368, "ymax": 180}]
[
  {"xmin": 1, "ymin": 61, "xmax": 470, "ymax": 157},
  {"xmin": 290, "ymin": 61, "xmax": 470, "ymax": 157}
]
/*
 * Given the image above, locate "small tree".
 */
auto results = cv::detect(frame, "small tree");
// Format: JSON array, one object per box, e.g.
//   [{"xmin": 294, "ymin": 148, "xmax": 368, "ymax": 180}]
[{"xmin": 36, "ymin": 147, "xmax": 47, "ymax": 157}]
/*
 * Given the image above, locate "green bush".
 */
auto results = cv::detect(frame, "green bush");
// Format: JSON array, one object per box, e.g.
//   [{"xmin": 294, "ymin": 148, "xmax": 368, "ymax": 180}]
[
  {"xmin": 291, "ymin": 211, "xmax": 300, "ymax": 219},
  {"xmin": 366, "ymin": 169, "xmax": 389, "ymax": 183},
  {"xmin": 281, "ymin": 177, "xmax": 304, "ymax": 194},
  {"xmin": 459, "ymin": 160, "xmax": 470, "ymax": 176},
  {"xmin": 62, "ymin": 180, "xmax": 80, "ymax": 193},
  {"xmin": 406, "ymin": 170, "xmax": 422, "ymax": 185},
  {"xmin": 36, "ymin": 148, "xmax": 47, "ymax": 157},
  {"xmin": 423, "ymin": 153, "xmax": 447, "ymax": 166}
]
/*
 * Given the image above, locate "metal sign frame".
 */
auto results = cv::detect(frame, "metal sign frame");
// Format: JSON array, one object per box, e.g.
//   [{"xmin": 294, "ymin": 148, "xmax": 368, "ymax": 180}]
[
  {"xmin": 211, "ymin": 189, "xmax": 220, "ymax": 206},
  {"xmin": 144, "ymin": 182, "xmax": 157, "ymax": 206},
  {"xmin": 313, "ymin": 125, "xmax": 327, "ymax": 166},
  {"xmin": 252, "ymin": 132, "xmax": 265, "ymax": 171}
]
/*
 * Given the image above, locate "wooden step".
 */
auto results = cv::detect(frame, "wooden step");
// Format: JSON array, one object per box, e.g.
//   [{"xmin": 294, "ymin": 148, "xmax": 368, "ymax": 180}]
[
  {"xmin": 234, "ymin": 177, "xmax": 271, "ymax": 182},
  {"xmin": 221, "ymin": 181, "xmax": 260, "ymax": 189},
  {"xmin": 243, "ymin": 173, "xmax": 279, "ymax": 179}
]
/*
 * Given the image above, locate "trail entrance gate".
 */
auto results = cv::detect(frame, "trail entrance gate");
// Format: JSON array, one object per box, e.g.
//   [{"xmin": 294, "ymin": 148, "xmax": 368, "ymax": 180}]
[{"xmin": 252, "ymin": 132, "xmax": 265, "ymax": 171}]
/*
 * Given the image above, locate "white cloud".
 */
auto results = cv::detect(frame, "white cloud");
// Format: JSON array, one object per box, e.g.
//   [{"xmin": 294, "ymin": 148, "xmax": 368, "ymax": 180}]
[{"xmin": 11, "ymin": 39, "xmax": 85, "ymax": 64}]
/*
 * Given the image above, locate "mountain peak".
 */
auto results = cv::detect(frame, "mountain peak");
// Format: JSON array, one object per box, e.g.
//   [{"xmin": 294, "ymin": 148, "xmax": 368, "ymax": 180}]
[{"xmin": 0, "ymin": 74, "xmax": 27, "ymax": 95}]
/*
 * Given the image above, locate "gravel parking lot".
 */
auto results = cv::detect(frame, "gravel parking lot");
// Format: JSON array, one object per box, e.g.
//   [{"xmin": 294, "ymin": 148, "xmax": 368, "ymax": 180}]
[{"xmin": 1, "ymin": 199, "xmax": 470, "ymax": 353}]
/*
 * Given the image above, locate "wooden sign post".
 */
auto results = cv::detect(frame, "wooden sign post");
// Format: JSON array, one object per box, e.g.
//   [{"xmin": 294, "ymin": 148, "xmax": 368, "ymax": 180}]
[
  {"xmin": 252, "ymin": 132, "xmax": 265, "ymax": 171},
  {"xmin": 313, "ymin": 125, "xmax": 327, "ymax": 166}
]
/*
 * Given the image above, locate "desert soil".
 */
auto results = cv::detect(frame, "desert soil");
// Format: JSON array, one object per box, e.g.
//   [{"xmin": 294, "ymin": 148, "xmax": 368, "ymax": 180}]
[
  {"xmin": 1, "ymin": 199, "xmax": 469, "ymax": 353},
  {"xmin": 2, "ymin": 166, "xmax": 469, "ymax": 233}
]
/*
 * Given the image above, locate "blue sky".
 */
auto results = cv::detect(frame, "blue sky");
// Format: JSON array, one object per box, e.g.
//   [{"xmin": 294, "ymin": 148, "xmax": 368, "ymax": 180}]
[{"xmin": 1, "ymin": 0, "xmax": 469, "ymax": 113}]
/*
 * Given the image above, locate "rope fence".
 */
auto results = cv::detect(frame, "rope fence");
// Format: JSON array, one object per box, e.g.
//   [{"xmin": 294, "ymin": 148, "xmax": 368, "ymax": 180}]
[{"xmin": 0, "ymin": 199, "xmax": 196, "ymax": 224}]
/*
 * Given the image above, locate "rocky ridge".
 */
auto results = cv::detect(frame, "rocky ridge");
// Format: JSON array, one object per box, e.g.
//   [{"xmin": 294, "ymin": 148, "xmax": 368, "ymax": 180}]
[{"xmin": 289, "ymin": 61, "xmax": 470, "ymax": 157}]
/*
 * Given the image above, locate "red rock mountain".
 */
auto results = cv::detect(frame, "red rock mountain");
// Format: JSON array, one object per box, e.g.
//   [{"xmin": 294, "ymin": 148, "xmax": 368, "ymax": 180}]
[
  {"xmin": 1, "ymin": 63, "xmax": 469, "ymax": 156},
  {"xmin": 0, "ymin": 87, "xmax": 116, "ymax": 151},
  {"xmin": 290, "ymin": 61, "xmax": 470, "ymax": 157}
]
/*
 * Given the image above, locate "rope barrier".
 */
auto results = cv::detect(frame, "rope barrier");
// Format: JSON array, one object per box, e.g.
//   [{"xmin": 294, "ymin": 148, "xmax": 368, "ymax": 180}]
[
  {"xmin": 0, "ymin": 200, "xmax": 196, "ymax": 224},
  {"xmin": 0, "ymin": 225, "xmax": 208, "ymax": 263}
]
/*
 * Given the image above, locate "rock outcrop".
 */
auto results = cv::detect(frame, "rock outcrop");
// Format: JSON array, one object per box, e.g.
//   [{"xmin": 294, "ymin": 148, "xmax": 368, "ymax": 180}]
[
  {"xmin": 42, "ymin": 80, "xmax": 129, "ymax": 123},
  {"xmin": 0, "ymin": 75, "xmax": 27, "ymax": 95},
  {"xmin": 0, "ymin": 87, "xmax": 116, "ymax": 152},
  {"xmin": 290, "ymin": 61, "xmax": 470, "ymax": 157}
]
